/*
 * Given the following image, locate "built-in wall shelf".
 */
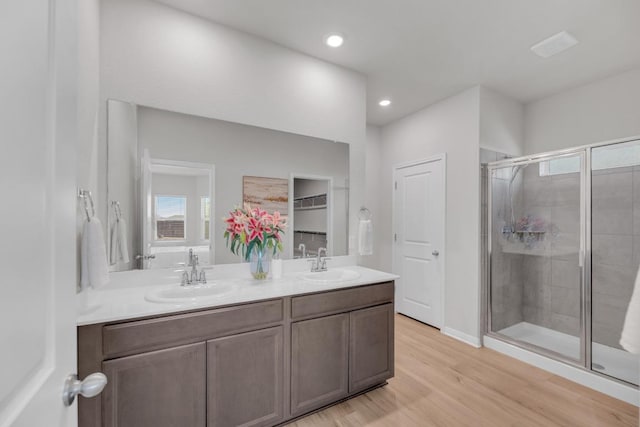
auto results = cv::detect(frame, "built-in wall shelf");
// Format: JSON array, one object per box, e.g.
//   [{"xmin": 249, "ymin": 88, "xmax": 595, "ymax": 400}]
[
  {"xmin": 500, "ymin": 239, "xmax": 577, "ymax": 257},
  {"xmin": 512, "ymin": 230, "xmax": 546, "ymax": 235},
  {"xmin": 294, "ymin": 230, "xmax": 327, "ymax": 236},
  {"xmin": 293, "ymin": 193, "xmax": 327, "ymax": 210},
  {"xmin": 294, "ymin": 206, "xmax": 326, "ymax": 211}
]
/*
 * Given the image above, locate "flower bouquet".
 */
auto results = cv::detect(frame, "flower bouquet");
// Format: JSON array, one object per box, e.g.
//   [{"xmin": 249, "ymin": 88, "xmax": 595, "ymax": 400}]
[{"xmin": 223, "ymin": 204, "xmax": 286, "ymax": 279}]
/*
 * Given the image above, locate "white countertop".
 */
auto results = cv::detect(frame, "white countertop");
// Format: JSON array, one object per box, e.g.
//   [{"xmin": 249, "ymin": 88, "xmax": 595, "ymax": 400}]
[{"xmin": 77, "ymin": 256, "xmax": 398, "ymax": 326}]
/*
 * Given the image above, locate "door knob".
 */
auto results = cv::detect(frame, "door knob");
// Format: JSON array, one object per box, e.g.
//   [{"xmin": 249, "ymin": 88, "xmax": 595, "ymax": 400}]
[
  {"xmin": 62, "ymin": 372, "xmax": 107, "ymax": 406},
  {"xmin": 432, "ymin": 250, "xmax": 440, "ymax": 256}
]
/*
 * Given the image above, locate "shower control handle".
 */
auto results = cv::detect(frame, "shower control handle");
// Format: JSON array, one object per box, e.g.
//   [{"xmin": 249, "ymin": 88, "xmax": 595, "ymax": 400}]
[{"xmin": 432, "ymin": 250, "xmax": 439, "ymax": 257}]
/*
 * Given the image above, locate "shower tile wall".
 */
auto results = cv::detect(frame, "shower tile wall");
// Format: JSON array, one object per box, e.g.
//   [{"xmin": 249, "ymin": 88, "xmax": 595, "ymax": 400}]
[
  {"xmin": 520, "ymin": 165, "xmax": 581, "ymax": 337},
  {"xmin": 592, "ymin": 166, "xmax": 638, "ymax": 349}
]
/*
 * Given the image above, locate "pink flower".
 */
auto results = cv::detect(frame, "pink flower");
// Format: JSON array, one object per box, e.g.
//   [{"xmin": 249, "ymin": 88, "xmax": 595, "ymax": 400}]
[
  {"xmin": 252, "ymin": 207, "xmax": 267, "ymax": 219},
  {"xmin": 247, "ymin": 217, "xmax": 265, "ymax": 243},
  {"xmin": 271, "ymin": 211, "xmax": 287, "ymax": 229},
  {"xmin": 224, "ymin": 205, "xmax": 286, "ymax": 259}
]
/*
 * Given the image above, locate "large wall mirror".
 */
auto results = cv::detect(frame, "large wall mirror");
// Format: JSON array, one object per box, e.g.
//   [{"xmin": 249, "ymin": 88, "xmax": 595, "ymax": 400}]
[{"xmin": 107, "ymin": 99, "xmax": 350, "ymax": 270}]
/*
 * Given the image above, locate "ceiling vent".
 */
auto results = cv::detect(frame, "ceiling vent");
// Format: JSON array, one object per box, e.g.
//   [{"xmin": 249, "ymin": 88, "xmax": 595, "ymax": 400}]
[{"xmin": 530, "ymin": 31, "xmax": 578, "ymax": 58}]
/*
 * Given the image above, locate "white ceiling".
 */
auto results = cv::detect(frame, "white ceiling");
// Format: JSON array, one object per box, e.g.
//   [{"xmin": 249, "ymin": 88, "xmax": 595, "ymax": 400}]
[{"xmin": 155, "ymin": 0, "xmax": 640, "ymax": 125}]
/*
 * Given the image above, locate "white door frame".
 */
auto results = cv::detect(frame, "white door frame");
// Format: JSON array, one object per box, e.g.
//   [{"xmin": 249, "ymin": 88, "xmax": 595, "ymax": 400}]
[
  {"xmin": 288, "ymin": 173, "xmax": 334, "ymax": 259},
  {"xmin": 391, "ymin": 154, "xmax": 447, "ymax": 328},
  {"xmin": 142, "ymin": 157, "xmax": 216, "ymax": 265}
]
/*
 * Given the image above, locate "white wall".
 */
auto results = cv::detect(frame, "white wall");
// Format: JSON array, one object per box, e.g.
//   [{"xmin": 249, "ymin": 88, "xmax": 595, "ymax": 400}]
[
  {"xmin": 76, "ymin": 0, "xmax": 101, "ymax": 282},
  {"xmin": 360, "ymin": 125, "xmax": 384, "ymax": 269},
  {"xmin": 525, "ymin": 67, "xmax": 640, "ymax": 154},
  {"xmin": 77, "ymin": 0, "xmax": 100, "ymax": 192},
  {"xmin": 379, "ymin": 87, "xmax": 482, "ymax": 341},
  {"xmin": 99, "ymin": 0, "xmax": 367, "ymax": 258},
  {"xmin": 480, "ymin": 87, "xmax": 525, "ymax": 156},
  {"xmin": 100, "ymin": 0, "xmax": 365, "ymax": 145}
]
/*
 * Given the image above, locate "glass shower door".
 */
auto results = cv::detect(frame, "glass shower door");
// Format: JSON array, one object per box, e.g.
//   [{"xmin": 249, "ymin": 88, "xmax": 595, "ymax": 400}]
[
  {"xmin": 489, "ymin": 152, "xmax": 585, "ymax": 362},
  {"xmin": 591, "ymin": 140, "xmax": 640, "ymax": 385}
]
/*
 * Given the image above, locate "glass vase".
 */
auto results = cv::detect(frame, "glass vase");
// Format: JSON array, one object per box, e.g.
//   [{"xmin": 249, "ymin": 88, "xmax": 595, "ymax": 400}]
[{"xmin": 249, "ymin": 247, "xmax": 270, "ymax": 280}]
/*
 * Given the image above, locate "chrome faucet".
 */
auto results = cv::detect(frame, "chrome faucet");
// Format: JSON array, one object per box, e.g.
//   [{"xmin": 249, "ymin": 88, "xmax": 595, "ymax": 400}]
[
  {"xmin": 308, "ymin": 247, "xmax": 330, "ymax": 272},
  {"xmin": 181, "ymin": 251, "xmax": 207, "ymax": 286},
  {"xmin": 181, "ymin": 270, "xmax": 190, "ymax": 286},
  {"xmin": 190, "ymin": 254, "xmax": 199, "ymax": 283},
  {"xmin": 298, "ymin": 243, "xmax": 306, "ymax": 258}
]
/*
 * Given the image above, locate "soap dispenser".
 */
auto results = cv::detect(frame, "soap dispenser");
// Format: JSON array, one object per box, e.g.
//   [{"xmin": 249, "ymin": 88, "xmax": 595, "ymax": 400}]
[{"xmin": 272, "ymin": 252, "xmax": 283, "ymax": 280}]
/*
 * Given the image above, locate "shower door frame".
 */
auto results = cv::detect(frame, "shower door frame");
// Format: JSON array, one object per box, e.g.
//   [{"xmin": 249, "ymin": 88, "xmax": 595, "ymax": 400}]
[
  {"xmin": 485, "ymin": 134, "xmax": 640, "ymax": 384},
  {"xmin": 487, "ymin": 147, "xmax": 589, "ymax": 370}
]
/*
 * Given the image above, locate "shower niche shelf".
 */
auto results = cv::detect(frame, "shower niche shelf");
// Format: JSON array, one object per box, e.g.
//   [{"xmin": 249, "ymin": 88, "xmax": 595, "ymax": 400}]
[
  {"xmin": 500, "ymin": 242, "xmax": 576, "ymax": 258},
  {"xmin": 510, "ymin": 230, "xmax": 546, "ymax": 241},
  {"xmin": 512, "ymin": 230, "xmax": 545, "ymax": 235}
]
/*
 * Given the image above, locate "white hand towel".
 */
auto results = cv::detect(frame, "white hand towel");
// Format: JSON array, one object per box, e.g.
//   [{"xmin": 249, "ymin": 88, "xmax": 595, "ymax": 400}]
[
  {"xmin": 110, "ymin": 218, "xmax": 130, "ymax": 265},
  {"xmin": 620, "ymin": 266, "xmax": 640, "ymax": 354},
  {"xmin": 358, "ymin": 219, "xmax": 373, "ymax": 256},
  {"xmin": 81, "ymin": 218, "xmax": 110, "ymax": 289}
]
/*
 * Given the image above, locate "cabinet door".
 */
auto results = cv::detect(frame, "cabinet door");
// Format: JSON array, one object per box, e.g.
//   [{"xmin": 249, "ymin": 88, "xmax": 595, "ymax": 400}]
[
  {"xmin": 207, "ymin": 327, "xmax": 284, "ymax": 427},
  {"xmin": 102, "ymin": 342, "xmax": 206, "ymax": 427},
  {"xmin": 291, "ymin": 313, "xmax": 349, "ymax": 416},
  {"xmin": 349, "ymin": 303, "xmax": 394, "ymax": 392}
]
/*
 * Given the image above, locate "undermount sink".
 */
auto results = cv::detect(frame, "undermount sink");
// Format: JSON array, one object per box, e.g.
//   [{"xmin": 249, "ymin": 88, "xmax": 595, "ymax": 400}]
[
  {"xmin": 300, "ymin": 268, "xmax": 361, "ymax": 284},
  {"xmin": 145, "ymin": 283, "xmax": 234, "ymax": 304}
]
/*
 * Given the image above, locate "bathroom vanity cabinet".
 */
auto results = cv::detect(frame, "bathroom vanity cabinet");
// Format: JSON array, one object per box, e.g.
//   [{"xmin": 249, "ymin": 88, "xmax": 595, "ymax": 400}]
[{"xmin": 78, "ymin": 281, "xmax": 394, "ymax": 427}]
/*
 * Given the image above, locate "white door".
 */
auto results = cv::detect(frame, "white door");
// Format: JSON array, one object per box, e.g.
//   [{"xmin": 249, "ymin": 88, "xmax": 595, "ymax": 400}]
[
  {"xmin": 393, "ymin": 157, "xmax": 445, "ymax": 328},
  {"xmin": 0, "ymin": 0, "xmax": 83, "ymax": 425}
]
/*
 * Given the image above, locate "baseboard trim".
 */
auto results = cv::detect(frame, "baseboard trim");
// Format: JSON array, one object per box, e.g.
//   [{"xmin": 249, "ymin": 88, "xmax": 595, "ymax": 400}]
[{"xmin": 442, "ymin": 327, "xmax": 482, "ymax": 348}]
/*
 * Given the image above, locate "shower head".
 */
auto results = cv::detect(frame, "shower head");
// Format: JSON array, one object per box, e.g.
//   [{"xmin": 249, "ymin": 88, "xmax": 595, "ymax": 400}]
[{"xmin": 510, "ymin": 164, "xmax": 528, "ymax": 183}]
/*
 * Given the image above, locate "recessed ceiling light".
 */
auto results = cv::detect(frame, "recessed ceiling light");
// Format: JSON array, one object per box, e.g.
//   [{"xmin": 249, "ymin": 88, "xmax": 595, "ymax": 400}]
[
  {"xmin": 530, "ymin": 31, "xmax": 578, "ymax": 58},
  {"xmin": 325, "ymin": 33, "xmax": 344, "ymax": 48},
  {"xmin": 378, "ymin": 99, "xmax": 391, "ymax": 107}
]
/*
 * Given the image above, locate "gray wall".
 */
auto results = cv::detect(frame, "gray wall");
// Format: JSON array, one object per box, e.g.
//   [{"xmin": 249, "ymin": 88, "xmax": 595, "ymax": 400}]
[
  {"xmin": 136, "ymin": 106, "xmax": 349, "ymax": 265},
  {"xmin": 592, "ymin": 166, "xmax": 640, "ymax": 349},
  {"xmin": 107, "ymin": 100, "xmax": 138, "ymax": 272}
]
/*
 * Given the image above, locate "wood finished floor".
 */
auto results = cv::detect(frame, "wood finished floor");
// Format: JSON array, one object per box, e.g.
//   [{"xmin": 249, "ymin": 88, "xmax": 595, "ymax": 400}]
[{"xmin": 290, "ymin": 314, "xmax": 639, "ymax": 427}]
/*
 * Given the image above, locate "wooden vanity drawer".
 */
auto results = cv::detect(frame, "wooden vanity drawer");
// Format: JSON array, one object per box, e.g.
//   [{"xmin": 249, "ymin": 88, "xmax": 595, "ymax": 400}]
[
  {"xmin": 291, "ymin": 282, "xmax": 394, "ymax": 320},
  {"xmin": 102, "ymin": 299, "xmax": 283, "ymax": 358}
]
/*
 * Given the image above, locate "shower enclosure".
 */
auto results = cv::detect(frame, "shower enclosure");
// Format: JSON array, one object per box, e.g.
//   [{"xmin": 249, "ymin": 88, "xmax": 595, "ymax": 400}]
[{"xmin": 486, "ymin": 137, "xmax": 640, "ymax": 387}]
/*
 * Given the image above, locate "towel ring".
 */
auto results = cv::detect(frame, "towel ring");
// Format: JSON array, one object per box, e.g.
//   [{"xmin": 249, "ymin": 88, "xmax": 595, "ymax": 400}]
[
  {"xmin": 78, "ymin": 189, "xmax": 95, "ymax": 222},
  {"xmin": 358, "ymin": 207, "xmax": 372, "ymax": 220}
]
